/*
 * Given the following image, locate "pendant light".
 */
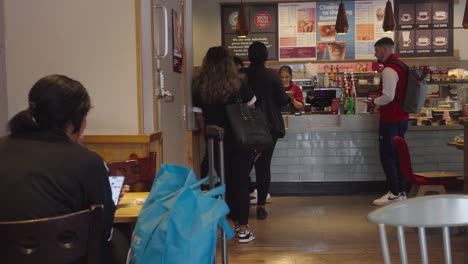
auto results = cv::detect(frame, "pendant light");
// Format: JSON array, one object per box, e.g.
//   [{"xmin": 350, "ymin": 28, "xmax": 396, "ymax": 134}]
[
  {"xmin": 236, "ymin": 1, "xmax": 249, "ymax": 38},
  {"xmin": 463, "ymin": 0, "xmax": 468, "ymax": 30},
  {"xmin": 382, "ymin": 0, "xmax": 395, "ymax": 32},
  {"xmin": 335, "ymin": 0, "xmax": 349, "ymax": 34}
]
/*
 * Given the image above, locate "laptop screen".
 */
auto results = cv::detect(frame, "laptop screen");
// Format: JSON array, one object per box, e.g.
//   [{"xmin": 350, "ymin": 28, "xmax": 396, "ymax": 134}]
[{"xmin": 109, "ymin": 176, "xmax": 125, "ymax": 205}]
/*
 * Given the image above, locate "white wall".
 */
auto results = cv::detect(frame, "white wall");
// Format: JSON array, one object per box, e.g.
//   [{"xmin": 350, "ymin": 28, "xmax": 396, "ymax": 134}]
[
  {"xmin": 0, "ymin": 0, "xmax": 7, "ymax": 136},
  {"xmin": 193, "ymin": 0, "xmax": 468, "ymax": 66},
  {"xmin": 4, "ymin": 0, "xmax": 139, "ymax": 135}
]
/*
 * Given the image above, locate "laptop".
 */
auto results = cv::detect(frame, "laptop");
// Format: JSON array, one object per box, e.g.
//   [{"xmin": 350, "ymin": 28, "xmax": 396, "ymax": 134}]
[{"xmin": 109, "ymin": 176, "xmax": 125, "ymax": 205}]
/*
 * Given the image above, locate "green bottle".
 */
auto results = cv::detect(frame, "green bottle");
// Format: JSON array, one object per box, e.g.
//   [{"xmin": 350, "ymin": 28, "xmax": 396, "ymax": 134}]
[{"xmin": 346, "ymin": 96, "xmax": 354, "ymax": 115}]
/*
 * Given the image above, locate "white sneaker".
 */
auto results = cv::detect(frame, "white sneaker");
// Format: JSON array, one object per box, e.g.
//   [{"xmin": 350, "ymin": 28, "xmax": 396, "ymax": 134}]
[
  {"xmin": 249, "ymin": 189, "xmax": 271, "ymax": 205},
  {"xmin": 373, "ymin": 191, "xmax": 405, "ymax": 206},
  {"xmin": 238, "ymin": 229, "xmax": 255, "ymax": 243},
  {"xmin": 249, "ymin": 189, "xmax": 257, "ymax": 205}
]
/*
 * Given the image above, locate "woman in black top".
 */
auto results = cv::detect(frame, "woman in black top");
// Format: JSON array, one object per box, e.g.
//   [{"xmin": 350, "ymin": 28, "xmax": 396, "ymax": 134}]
[
  {"xmin": 0, "ymin": 75, "xmax": 126, "ymax": 263},
  {"xmin": 192, "ymin": 46, "xmax": 256, "ymax": 243},
  {"xmin": 243, "ymin": 42, "xmax": 289, "ymax": 220}
]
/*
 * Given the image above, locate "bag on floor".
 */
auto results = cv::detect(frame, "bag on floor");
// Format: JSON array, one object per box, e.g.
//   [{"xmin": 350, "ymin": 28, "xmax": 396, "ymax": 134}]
[{"xmin": 128, "ymin": 164, "xmax": 234, "ymax": 264}]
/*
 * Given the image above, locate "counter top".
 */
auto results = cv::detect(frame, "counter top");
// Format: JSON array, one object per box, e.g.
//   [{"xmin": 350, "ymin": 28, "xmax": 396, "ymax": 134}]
[{"xmin": 284, "ymin": 114, "xmax": 463, "ymax": 132}]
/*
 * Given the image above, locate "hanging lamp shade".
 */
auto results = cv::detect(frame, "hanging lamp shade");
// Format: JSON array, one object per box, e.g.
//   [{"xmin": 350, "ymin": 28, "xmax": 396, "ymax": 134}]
[
  {"xmin": 382, "ymin": 0, "xmax": 395, "ymax": 32},
  {"xmin": 463, "ymin": 0, "xmax": 468, "ymax": 30},
  {"xmin": 236, "ymin": 2, "xmax": 249, "ymax": 38},
  {"xmin": 335, "ymin": 0, "xmax": 349, "ymax": 34}
]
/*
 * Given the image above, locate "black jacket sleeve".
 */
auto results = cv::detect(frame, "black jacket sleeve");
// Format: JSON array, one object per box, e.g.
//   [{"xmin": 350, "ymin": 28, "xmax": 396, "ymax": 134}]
[
  {"xmin": 271, "ymin": 71, "xmax": 289, "ymax": 107},
  {"xmin": 83, "ymin": 153, "xmax": 116, "ymax": 242}
]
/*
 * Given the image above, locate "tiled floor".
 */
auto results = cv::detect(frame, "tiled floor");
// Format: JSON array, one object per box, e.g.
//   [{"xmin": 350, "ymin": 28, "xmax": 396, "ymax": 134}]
[{"xmin": 218, "ymin": 195, "xmax": 467, "ymax": 264}]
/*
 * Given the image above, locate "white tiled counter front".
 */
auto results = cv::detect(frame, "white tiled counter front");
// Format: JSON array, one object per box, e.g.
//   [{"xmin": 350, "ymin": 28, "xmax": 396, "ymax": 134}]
[{"xmin": 253, "ymin": 115, "xmax": 463, "ymax": 189}]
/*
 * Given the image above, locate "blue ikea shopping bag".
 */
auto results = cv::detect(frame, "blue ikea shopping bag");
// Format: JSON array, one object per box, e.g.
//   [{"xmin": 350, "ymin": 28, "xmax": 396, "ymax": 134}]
[{"xmin": 129, "ymin": 164, "xmax": 234, "ymax": 264}]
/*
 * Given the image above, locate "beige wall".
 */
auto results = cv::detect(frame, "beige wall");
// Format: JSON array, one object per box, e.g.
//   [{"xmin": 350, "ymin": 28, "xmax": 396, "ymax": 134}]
[
  {"xmin": 0, "ymin": 0, "xmax": 7, "ymax": 136},
  {"xmin": 4, "ymin": 0, "xmax": 139, "ymax": 135},
  {"xmin": 193, "ymin": 0, "xmax": 468, "ymax": 66}
]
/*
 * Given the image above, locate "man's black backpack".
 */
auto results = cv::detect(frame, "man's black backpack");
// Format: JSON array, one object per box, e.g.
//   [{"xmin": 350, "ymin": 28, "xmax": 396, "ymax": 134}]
[{"xmin": 388, "ymin": 60, "xmax": 429, "ymax": 113}]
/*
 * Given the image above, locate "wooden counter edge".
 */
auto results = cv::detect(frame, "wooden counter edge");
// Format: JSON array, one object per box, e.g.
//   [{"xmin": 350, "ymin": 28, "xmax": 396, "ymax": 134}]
[{"xmin": 83, "ymin": 132, "xmax": 162, "ymax": 144}]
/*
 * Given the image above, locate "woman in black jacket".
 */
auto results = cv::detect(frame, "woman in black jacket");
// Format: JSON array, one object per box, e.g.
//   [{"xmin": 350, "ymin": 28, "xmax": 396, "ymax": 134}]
[
  {"xmin": 192, "ymin": 46, "xmax": 257, "ymax": 243},
  {"xmin": 243, "ymin": 42, "xmax": 289, "ymax": 219}
]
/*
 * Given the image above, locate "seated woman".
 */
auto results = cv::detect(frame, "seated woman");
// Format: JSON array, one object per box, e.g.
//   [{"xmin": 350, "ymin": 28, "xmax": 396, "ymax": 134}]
[
  {"xmin": 279, "ymin": 65, "xmax": 304, "ymax": 113},
  {"xmin": 0, "ymin": 75, "xmax": 127, "ymax": 263}
]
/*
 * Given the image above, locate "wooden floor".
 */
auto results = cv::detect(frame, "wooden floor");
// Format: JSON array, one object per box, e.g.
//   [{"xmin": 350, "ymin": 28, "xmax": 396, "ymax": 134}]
[{"xmin": 217, "ymin": 195, "xmax": 467, "ymax": 264}]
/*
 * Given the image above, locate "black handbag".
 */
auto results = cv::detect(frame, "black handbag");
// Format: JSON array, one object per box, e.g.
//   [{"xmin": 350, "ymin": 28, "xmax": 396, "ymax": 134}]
[{"xmin": 225, "ymin": 98, "xmax": 273, "ymax": 152}]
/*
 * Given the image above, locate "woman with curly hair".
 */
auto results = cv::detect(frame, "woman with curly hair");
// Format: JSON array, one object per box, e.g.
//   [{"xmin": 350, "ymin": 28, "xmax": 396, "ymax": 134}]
[{"xmin": 193, "ymin": 46, "xmax": 256, "ymax": 243}]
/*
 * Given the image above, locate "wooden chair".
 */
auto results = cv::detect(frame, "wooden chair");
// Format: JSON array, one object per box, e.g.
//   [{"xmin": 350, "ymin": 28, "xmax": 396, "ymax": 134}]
[
  {"xmin": 393, "ymin": 136, "xmax": 462, "ymax": 197},
  {"xmin": 0, "ymin": 205, "xmax": 104, "ymax": 264},
  {"xmin": 368, "ymin": 194, "xmax": 468, "ymax": 264},
  {"xmin": 107, "ymin": 152, "xmax": 157, "ymax": 192}
]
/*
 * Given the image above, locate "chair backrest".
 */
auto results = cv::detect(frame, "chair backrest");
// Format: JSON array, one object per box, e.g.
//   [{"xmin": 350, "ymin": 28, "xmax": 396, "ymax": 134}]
[
  {"xmin": 0, "ymin": 204, "xmax": 104, "ymax": 264},
  {"xmin": 368, "ymin": 195, "xmax": 468, "ymax": 264},
  {"xmin": 393, "ymin": 136, "xmax": 418, "ymax": 184},
  {"xmin": 107, "ymin": 152, "xmax": 157, "ymax": 192}
]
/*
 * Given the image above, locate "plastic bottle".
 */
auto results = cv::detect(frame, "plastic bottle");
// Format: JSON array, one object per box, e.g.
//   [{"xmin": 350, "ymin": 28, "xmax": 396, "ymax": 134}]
[
  {"xmin": 329, "ymin": 65, "xmax": 335, "ymax": 87},
  {"xmin": 324, "ymin": 73, "xmax": 330, "ymax": 88}
]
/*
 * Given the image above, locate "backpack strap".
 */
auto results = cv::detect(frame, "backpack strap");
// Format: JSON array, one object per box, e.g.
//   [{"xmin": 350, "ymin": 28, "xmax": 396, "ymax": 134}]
[
  {"xmin": 386, "ymin": 59, "xmax": 408, "ymax": 70},
  {"xmin": 384, "ymin": 60, "xmax": 408, "ymax": 106}
]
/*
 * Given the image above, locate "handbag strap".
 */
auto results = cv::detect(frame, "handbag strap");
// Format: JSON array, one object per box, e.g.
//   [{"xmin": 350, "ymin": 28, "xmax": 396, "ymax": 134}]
[{"xmin": 201, "ymin": 184, "xmax": 225, "ymax": 198}]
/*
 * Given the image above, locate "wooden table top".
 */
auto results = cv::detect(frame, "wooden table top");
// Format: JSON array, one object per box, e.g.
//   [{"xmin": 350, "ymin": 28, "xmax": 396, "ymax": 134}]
[
  {"xmin": 447, "ymin": 141, "xmax": 464, "ymax": 150},
  {"xmin": 114, "ymin": 192, "xmax": 149, "ymax": 223}
]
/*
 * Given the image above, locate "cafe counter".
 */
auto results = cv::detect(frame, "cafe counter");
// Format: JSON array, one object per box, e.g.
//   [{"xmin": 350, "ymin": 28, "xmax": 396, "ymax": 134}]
[{"xmin": 262, "ymin": 114, "xmax": 463, "ymax": 195}]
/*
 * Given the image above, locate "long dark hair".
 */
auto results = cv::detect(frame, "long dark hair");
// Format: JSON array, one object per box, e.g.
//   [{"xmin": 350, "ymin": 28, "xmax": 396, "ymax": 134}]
[
  {"xmin": 195, "ymin": 46, "xmax": 241, "ymax": 104},
  {"xmin": 8, "ymin": 75, "xmax": 91, "ymax": 136}
]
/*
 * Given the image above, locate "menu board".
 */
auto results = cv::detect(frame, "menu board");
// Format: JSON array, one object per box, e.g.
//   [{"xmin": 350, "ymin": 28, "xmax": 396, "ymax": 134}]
[
  {"xmin": 278, "ymin": 1, "xmax": 389, "ymax": 61},
  {"xmin": 394, "ymin": 0, "xmax": 453, "ymax": 57},
  {"xmin": 221, "ymin": 1, "xmax": 453, "ymax": 62},
  {"xmin": 278, "ymin": 3, "xmax": 317, "ymax": 61},
  {"xmin": 221, "ymin": 4, "xmax": 278, "ymax": 61},
  {"xmin": 354, "ymin": 1, "xmax": 393, "ymax": 59}
]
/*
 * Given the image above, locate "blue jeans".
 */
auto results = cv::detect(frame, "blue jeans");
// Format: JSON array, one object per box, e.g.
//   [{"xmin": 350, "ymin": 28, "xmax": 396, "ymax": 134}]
[{"xmin": 379, "ymin": 119, "xmax": 408, "ymax": 195}]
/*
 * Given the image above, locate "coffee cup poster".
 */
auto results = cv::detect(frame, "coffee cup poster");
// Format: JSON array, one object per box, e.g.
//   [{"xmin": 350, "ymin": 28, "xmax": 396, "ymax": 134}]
[
  {"xmin": 278, "ymin": 1, "xmax": 391, "ymax": 61},
  {"xmin": 393, "ymin": 0, "xmax": 453, "ymax": 58}
]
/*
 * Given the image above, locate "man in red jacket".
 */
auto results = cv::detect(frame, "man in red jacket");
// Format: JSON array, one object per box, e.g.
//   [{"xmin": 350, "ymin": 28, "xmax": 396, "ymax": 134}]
[{"xmin": 367, "ymin": 37, "xmax": 409, "ymax": 206}]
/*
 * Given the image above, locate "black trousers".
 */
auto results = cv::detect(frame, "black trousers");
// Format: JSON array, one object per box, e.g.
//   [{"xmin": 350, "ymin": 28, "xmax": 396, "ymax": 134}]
[
  {"xmin": 379, "ymin": 119, "xmax": 409, "ymax": 195},
  {"xmin": 206, "ymin": 136, "xmax": 254, "ymax": 226},
  {"xmin": 253, "ymin": 137, "xmax": 278, "ymax": 206},
  {"xmin": 103, "ymin": 225, "xmax": 131, "ymax": 264}
]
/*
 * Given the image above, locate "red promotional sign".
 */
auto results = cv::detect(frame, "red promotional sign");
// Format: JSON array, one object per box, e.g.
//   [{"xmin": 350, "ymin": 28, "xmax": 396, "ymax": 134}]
[{"xmin": 254, "ymin": 11, "xmax": 271, "ymax": 29}]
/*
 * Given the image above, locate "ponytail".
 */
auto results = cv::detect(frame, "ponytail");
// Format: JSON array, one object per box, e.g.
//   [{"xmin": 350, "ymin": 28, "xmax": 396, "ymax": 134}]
[
  {"xmin": 8, "ymin": 74, "xmax": 91, "ymax": 136},
  {"xmin": 8, "ymin": 110, "xmax": 40, "ymax": 135}
]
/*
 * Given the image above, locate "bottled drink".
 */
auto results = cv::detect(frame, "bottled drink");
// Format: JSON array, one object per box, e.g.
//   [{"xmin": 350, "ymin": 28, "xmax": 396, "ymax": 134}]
[
  {"xmin": 324, "ymin": 71, "xmax": 330, "ymax": 87},
  {"xmin": 329, "ymin": 65, "xmax": 335, "ymax": 87}
]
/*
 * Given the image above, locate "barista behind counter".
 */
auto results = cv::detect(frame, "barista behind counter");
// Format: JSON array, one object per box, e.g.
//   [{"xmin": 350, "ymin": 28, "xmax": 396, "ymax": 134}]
[{"xmin": 279, "ymin": 65, "xmax": 304, "ymax": 113}]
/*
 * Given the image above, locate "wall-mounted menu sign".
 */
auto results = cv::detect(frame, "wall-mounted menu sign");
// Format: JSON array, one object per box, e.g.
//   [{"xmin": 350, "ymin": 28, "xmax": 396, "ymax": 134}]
[
  {"xmin": 221, "ymin": 4, "xmax": 278, "ymax": 61},
  {"xmin": 277, "ymin": 1, "xmax": 390, "ymax": 61},
  {"xmin": 222, "ymin": 1, "xmax": 453, "ymax": 62},
  {"xmin": 278, "ymin": 2, "xmax": 317, "ymax": 61},
  {"xmin": 394, "ymin": 0, "xmax": 453, "ymax": 57},
  {"xmin": 354, "ymin": 1, "xmax": 393, "ymax": 59},
  {"xmin": 315, "ymin": 1, "xmax": 356, "ymax": 61}
]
